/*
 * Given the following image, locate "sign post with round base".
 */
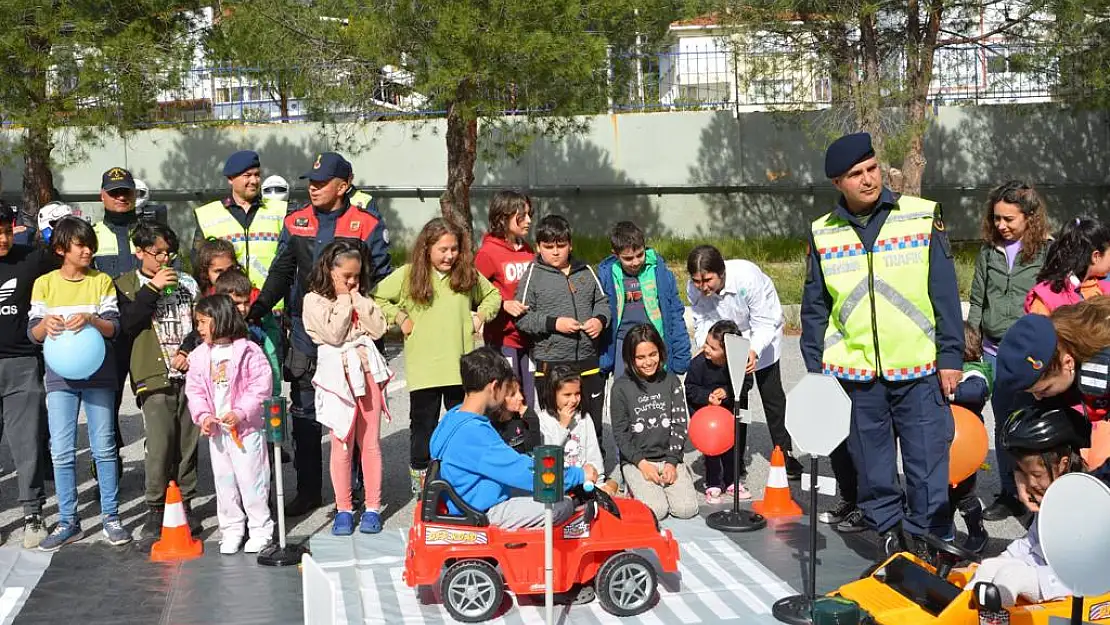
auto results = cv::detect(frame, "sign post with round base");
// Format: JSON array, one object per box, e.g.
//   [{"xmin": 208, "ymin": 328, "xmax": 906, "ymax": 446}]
[
  {"xmin": 258, "ymin": 397, "xmax": 308, "ymax": 567},
  {"xmin": 771, "ymin": 374, "xmax": 852, "ymax": 625},
  {"xmin": 708, "ymin": 334, "xmax": 766, "ymax": 533}
]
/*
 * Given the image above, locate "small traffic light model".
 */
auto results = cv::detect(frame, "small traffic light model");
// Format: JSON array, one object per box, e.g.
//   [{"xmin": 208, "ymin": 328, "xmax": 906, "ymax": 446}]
[
  {"xmin": 533, "ymin": 445, "xmax": 564, "ymax": 504},
  {"xmin": 263, "ymin": 396, "xmax": 286, "ymax": 444}
]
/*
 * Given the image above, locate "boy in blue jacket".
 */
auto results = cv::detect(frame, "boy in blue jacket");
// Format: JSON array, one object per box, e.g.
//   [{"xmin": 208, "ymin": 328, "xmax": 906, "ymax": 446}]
[
  {"xmin": 430, "ymin": 347, "xmax": 596, "ymax": 529},
  {"xmin": 598, "ymin": 222, "xmax": 690, "ymax": 378}
]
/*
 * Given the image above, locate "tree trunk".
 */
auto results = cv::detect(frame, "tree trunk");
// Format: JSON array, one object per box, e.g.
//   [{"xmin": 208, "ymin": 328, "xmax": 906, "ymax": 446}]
[
  {"xmin": 22, "ymin": 32, "xmax": 54, "ymax": 216},
  {"xmin": 22, "ymin": 124, "xmax": 55, "ymax": 214},
  {"xmin": 897, "ymin": 1, "xmax": 944, "ymax": 197},
  {"xmin": 857, "ymin": 12, "xmax": 885, "ymax": 159},
  {"xmin": 441, "ymin": 92, "xmax": 477, "ymax": 233}
]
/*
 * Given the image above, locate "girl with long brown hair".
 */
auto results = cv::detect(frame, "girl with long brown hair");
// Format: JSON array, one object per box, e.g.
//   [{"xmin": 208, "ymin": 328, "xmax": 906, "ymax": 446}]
[
  {"xmin": 371, "ymin": 217, "xmax": 501, "ymax": 492},
  {"xmin": 969, "ymin": 181, "xmax": 1052, "ymax": 521}
]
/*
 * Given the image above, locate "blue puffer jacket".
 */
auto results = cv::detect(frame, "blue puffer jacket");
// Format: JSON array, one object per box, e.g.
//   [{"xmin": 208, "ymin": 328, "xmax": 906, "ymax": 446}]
[{"xmin": 598, "ymin": 249, "xmax": 691, "ymax": 375}]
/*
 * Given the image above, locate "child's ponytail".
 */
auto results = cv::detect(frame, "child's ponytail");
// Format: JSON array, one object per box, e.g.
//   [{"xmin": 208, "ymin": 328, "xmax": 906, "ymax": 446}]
[{"xmin": 1036, "ymin": 216, "xmax": 1110, "ymax": 292}]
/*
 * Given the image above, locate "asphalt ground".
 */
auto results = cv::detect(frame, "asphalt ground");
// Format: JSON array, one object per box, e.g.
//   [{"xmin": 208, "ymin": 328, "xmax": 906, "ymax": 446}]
[{"xmin": 0, "ymin": 335, "xmax": 1028, "ymax": 552}]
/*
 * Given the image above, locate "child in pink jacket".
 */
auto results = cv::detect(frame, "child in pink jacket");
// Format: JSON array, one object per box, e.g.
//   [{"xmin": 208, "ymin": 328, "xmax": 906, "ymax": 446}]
[{"xmin": 186, "ymin": 294, "xmax": 274, "ymax": 555}]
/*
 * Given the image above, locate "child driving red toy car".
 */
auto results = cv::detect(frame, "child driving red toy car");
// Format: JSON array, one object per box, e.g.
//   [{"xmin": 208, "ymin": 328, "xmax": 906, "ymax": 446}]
[{"xmin": 429, "ymin": 346, "xmax": 599, "ymax": 529}]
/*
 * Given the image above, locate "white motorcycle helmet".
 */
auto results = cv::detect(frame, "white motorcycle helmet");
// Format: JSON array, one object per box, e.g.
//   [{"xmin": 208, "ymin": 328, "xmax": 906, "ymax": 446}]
[
  {"xmin": 261, "ymin": 175, "xmax": 290, "ymax": 202},
  {"xmin": 134, "ymin": 178, "xmax": 150, "ymax": 210},
  {"xmin": 37, "ymin": 202, "xmax": 77, "ymax": 244}
]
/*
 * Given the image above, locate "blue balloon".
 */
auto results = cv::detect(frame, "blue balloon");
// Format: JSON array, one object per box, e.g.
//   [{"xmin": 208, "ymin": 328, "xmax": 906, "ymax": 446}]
[{"xmin": 44, "ymin": 326, "xmax": 106, "ymax": 380}]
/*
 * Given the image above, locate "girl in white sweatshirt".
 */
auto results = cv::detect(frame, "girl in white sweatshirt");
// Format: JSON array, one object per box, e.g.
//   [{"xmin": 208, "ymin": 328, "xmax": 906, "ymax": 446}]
[{"xmin": 536, "ymin": 365, "xmax": 616, "ymax": 495}]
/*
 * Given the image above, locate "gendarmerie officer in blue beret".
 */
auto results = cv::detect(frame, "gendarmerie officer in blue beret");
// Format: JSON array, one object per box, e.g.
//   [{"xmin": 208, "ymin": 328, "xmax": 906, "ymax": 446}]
[{"xmin": 801, "ymin": 132, "xmax": 964, "ymax": 557}]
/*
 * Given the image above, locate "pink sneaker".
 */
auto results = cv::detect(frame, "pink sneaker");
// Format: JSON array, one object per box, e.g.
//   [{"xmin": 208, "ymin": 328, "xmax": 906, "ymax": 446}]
[
  {"xmin": 726, "ymin": 482, "xmax": 752, "ymax": 501},
  {"xmin": 705, "ymin": 487, "xmax": 722, "ymax": 505}
]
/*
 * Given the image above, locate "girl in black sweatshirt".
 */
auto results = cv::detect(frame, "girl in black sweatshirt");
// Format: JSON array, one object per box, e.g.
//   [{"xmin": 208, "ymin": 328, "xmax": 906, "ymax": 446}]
[{"xmin": 611, "ymin": 324, "xmax": 699, "ymax": 521}]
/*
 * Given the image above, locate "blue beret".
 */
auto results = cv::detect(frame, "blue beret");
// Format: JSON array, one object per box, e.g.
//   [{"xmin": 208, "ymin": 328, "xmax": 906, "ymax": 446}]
[
  {"xmin": 824, "ymin": 133, "xmax": 875, "ymax": 178},
  {"xmin": 223, "ymin": 150, "xmax": 261, "ymax": 177},
  {"xmin": 301, "ymin": 152, "xmax": 352, "ymax": 182},
  {"xmin": 996, "ymin": 314, "xmax": 1057, "ymax": 393}
]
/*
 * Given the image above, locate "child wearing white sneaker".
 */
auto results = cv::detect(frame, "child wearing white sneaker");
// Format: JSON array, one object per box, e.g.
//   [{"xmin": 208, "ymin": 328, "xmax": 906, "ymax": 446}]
[
  {"xmin": 185, "ymin": 294, "xmax": 274, "ymax": 554},
  {"xmin": 684, "ymin": 320, "xmax": 754, "ymax": 504}
]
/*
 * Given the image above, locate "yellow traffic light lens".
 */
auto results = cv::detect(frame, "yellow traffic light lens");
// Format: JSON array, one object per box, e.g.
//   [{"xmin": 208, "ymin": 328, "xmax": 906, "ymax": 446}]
[
  {"xmin": 270, "ymin": 417, "xmax": 281, "ymax": 427},
  {"xmin": 541, "ymin": 473, "xmax": 555, "ymax": 485}
]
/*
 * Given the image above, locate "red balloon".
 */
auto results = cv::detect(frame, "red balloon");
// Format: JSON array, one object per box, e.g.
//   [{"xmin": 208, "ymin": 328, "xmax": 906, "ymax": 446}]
[{"xmin": 689, "ymin": 405, "xmax": 735, "ymax": 456}]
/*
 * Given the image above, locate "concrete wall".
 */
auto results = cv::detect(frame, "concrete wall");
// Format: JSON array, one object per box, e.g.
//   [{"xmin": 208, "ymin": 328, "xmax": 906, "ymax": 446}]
[{"xmin": 2, "ymin": 105, "xmax": 1108, "ymax": 245}]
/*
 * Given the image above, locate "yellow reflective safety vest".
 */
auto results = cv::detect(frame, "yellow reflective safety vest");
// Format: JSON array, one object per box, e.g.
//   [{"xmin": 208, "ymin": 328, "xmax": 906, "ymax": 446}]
[
  {"xmin": 194, "ymin": 198, "xmax": 286, "ymax": 292},
  {"xmin": 92, "ymin": 220, "xmax": 135, "ymax": 258},
  {"xmin": 812, "ymin": 195, "xmax": 938, "ymax": 382}
]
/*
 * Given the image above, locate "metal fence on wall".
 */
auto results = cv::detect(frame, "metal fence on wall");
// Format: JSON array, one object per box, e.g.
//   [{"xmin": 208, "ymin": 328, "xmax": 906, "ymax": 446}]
[{"xmin": 145, "ymin": 45, "xmax": 1074, "ymax": 125}]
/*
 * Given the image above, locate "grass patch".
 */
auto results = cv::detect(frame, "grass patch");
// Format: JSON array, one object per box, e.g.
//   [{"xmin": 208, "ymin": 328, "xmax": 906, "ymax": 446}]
[{"xmin": 388, "ymin": 234, "xmax": 980, "ymax": 306}]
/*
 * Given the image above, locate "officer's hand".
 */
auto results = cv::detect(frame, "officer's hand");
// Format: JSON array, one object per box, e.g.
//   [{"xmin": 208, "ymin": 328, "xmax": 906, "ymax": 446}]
[
  {"xmin": 150, "ymin": 266, "xmax": 178, "ymax": 290},
  {"xmin": 746, "ymin": 350, "xmax": 758, "ymax": 374},
  {"xmin": 939, "ymin": 369, "xmax": 961, "ymax": 399},
  {"xmin": 171, "ymin": 352, "xmax": 189, "ymax": 372}
]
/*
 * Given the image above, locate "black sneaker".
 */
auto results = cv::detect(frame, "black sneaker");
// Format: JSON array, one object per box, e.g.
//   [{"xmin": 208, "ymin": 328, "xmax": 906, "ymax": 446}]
[
  {"xmin": 880, "ymin": 527, "xmax": 907, "ymax": 558},
  {"xmin": 785, "ymin": 456, "xmax": 804, "ymax": 481},
  {"xmin": 835, "ymin": 507, "xmax": 868, "ymax": 533},
  {"xmin": 818, "ymin": 499, "xmax": 855, "ymax": 525},
  {"xmin": 142, "ymin": 506, "xmax": 164, "ymax": 540},
  {"xmin": 284, "ymin": 493, "xmax": 324, "ymax": 517},
  {"xmin": 982, "ymin": 494, "xmax": 1026, "ymax": 521}
]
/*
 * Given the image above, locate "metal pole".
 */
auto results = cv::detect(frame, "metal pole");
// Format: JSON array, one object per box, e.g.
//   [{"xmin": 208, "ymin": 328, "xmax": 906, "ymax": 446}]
[
  {"xmin": 1072, "ymin": 596, "xmax": 1084, "ymax": 625},
  {"xmin": 545, "ymin": 504, "xmax": 554, "ymax": 625},
  {"xmin": 807, "ymin": 456, "xmax": 819, "ymax": 600},
  {"xmin": 275, "ymin": 444, "xmax": 287, "ymax": 550}
]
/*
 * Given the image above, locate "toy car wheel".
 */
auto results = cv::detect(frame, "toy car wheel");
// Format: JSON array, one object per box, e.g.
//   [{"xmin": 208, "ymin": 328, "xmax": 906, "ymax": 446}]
[
  {"xmin": 596, "ymin": 551, "xmax": 657, "ymax": 616},
  {"xmin": 440, "ymin": 560, "xmax": 504, "ymax": 623}
]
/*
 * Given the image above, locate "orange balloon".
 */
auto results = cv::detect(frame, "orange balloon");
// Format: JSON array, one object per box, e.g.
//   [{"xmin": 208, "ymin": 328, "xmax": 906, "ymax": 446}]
[
  {"xmin": 949, "ymin": 405, "xmax": 989, "ymax": 486},
  {"xmin": 689, "ymin": 405, "xmax": 735, "ymax": 456},
  {"xmin": 1082, "ymin": 420, "xmax": 1110, "ymax": 471}
]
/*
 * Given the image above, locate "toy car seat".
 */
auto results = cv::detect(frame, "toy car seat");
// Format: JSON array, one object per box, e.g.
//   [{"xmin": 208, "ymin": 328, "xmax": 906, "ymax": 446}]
[{"xmin": 421, "ymin": 460, "xmax": 490, "ymax": 527}]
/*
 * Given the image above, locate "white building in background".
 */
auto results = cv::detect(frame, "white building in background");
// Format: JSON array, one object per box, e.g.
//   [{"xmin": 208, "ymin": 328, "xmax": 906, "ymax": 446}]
[
  {"xmin": 658, "ymin": 7, "xmax": 1058, "ymax": 111},
  {"xmin": 152, "ymin": 8, "xmax": 428, "ymax": 123}
]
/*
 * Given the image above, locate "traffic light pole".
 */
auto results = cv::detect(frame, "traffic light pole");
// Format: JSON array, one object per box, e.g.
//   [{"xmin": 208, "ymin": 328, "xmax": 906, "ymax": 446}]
[
  {"xmin": 258, "ymin": 396, "xmax": 308, "ymax": 567},
  {"xmin": 545, "ymin": 503, "xmax": 554, "ymax": 625}
]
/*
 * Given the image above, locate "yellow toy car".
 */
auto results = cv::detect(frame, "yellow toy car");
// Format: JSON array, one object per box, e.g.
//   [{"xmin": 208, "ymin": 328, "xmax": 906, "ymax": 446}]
[{"xmin": 829, "ymin": 534, "xmax": 1110, "ymax": 624}]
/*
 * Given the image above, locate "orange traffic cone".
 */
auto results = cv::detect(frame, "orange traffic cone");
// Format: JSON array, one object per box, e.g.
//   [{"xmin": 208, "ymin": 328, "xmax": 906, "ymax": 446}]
[
  {"xmin": 150, "ymin": 481, "xmax": 204, "ymax": 562},
  {"xmin": 752, "ymin": 447, "xmax": 803, "ymax": 517}
]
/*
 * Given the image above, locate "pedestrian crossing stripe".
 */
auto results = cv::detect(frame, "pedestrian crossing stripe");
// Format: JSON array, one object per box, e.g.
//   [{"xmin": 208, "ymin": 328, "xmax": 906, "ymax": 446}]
[{"xmin": 310, "ymin": 530, "xmax": 797, "ymax": 625}]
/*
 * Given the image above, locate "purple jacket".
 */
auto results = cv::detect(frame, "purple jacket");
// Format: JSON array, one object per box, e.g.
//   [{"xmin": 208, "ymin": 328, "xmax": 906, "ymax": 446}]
[{"xmin": 185, "ymin": 338, "xmax": 274, "ymax": 435}]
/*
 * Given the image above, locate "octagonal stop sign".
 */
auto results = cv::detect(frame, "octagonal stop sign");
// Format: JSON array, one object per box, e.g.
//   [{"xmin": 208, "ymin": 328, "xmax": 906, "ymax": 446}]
[{"xmin": 786, "ymin": 373, "xmax": 852, "ymax": 457}]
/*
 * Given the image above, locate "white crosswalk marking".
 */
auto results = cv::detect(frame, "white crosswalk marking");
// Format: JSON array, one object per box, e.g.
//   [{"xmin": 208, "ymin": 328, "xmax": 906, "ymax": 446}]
[
  {"xmin": 356, "ymin": 567, "xmax": 386, "ymax": 624},
  {"xmin": 656, "ymin": 576, "xmax": 700, "ymax": 624},
  {"xmin": 0, "ymin": 588, "xmax": 23, "ymax": 624},
  {"xmin": 684, "ymin": 542, "xmax": 770, "ymax": 614},
  {"xmin": 587, "ymin": 600, "xmax": 625, "ymax": 625},
  {"xmin": 390, "ymin": 567, "xmax": 426, "ymax": 624},
  {"xmin": 516, "ymin": 602, "xmax": 544, "ymax": 623},
  {"xmin": 709, "ymin": 540, "xmax": 797, "ymax": 599},
  {"xmin": 677, "ymin": 561, "xmax": 739, "ymax": 620}
]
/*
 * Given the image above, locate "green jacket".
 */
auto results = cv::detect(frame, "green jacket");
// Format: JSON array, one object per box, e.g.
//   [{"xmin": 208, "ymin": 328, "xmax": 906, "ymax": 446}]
[
  {"xmin": 250, "ymin": 315, "xmax": 283, "ymax": 393},
  {"xmin": 372, "ymin": 264, "xmax": 501, "ymax": 391},
  {"xmin": 966, "ymin": 242, "xmax": 1048, "ymax": 342}
]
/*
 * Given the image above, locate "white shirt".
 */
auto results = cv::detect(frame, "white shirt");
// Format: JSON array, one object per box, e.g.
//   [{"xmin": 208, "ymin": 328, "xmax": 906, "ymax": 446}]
[
  {"xmin": 687, "ymin": 259, "xmax": 784, "ymax": 370},
  {"xmin": 210, "ymin": 343, "xmax": 234, "ymax": 418}
]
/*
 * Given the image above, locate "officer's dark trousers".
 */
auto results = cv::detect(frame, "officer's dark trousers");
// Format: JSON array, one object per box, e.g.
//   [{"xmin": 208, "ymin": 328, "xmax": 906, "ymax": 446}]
[
  {"xmin": 754, "ymin": 361, "xmax": 793, "ymax": 453},
  {"xmin": 286, "ymin": 347, "xmax": 322, "ymax": 500},
  {"xmin": 843, "ymin": 376, "xmax": 954, "ymax": 536}
]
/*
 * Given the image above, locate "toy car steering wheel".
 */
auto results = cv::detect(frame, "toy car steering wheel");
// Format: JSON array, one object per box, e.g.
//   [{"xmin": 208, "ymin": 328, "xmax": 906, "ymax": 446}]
[{"xmin": 921, "ymin": 533, "xmax": 981, "ymax": 579}]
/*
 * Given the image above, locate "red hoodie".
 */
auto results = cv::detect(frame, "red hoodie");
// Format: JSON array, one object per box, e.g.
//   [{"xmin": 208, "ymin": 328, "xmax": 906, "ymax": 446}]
[{"xmin": 475, "ymin": 234, "xmax": 534, "ymax": 349}]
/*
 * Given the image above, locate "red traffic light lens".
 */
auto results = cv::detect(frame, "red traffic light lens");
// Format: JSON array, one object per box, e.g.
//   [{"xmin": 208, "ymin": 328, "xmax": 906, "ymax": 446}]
[
  {"xmin": 270, "ymin": 405, "xmax": 280, "ymax": 414},
  {"xmin": 542, "ymin": 457, "xmax": 555, "ymax": 469}
]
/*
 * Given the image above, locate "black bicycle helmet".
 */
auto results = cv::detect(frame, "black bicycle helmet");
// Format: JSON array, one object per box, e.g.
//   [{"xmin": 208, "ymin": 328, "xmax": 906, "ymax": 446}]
[{"xmin": 1002, "ymin": 405, "xmax": 1091, "ymax": 452}]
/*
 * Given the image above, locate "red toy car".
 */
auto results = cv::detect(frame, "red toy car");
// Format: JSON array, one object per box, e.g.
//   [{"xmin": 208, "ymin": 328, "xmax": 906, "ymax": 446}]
[{"xmin": 402, "ymin": 461, "xmax": 681, "ymax": 622}]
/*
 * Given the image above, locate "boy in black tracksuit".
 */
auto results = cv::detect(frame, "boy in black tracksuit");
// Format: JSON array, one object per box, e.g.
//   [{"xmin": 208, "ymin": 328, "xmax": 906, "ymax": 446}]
[
  {"xmin": 514, "ymin": 215, "xmax": 609, "ymax": 445},
  {"xmin": 0, "ymin": 206, "xmax": 59, "ymax": 547}
]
